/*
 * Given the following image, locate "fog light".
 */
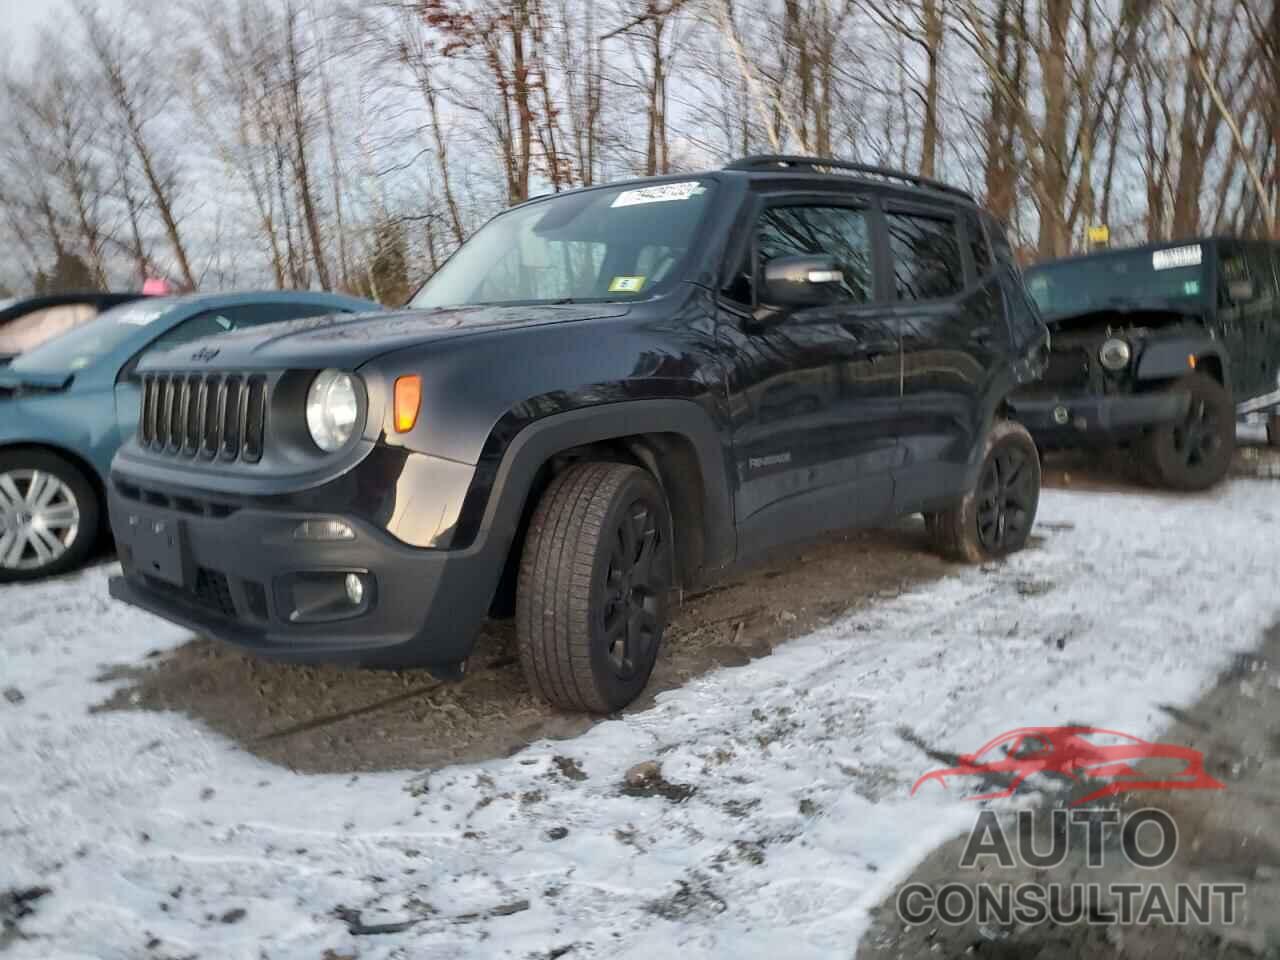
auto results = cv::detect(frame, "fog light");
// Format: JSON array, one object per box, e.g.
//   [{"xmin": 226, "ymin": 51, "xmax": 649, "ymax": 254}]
[
  {"xmin": 1052, "ymin": 405, "xmax": 1070, "ymax": 425},
  {"xmin": 1099, "ymin": 337, "xmax": 1132, "ymax": 371},
  {"xmin": 279, "ymin": 571, "xmax": 374, "ymax": 623},
  {"xmin": 294, "ymin": 519, "xmax": 355, "ymax": 541}
]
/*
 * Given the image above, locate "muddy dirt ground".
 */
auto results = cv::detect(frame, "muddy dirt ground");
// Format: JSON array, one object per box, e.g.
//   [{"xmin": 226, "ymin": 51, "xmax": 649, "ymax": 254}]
[
  {"xmin": 93, "ymin": 440, "xmax": 1280, "ymax": 778},
  {"xmin": 93, "ymin": 523, "xmax": 950, "ymax": 774}
]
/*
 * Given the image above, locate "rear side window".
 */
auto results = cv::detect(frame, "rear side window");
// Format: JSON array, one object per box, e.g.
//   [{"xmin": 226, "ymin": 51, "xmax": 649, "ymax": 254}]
[
  {"xmin": 964, "ymin": 212, "xmax": 993, "ymax": 277},
  {"xmin": 886, "ymin": 212, "xmax": 964, "ymax": 300},
  {"xmin": 983, "ymin": 213, "xmax": 1016, "ymax": 266},
  {"xmin": 755, "ymin": 205, "xmax": 875, "ymax": 303}
]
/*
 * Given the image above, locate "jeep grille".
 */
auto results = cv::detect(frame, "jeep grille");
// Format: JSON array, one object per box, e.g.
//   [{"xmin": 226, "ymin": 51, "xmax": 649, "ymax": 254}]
[{"xmin": 138, "ymin": 371, "xmax": 268, "ymax": 463}]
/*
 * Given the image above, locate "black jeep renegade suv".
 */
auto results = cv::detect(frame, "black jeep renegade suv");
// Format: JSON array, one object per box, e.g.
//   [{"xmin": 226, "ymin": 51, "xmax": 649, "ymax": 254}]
[{"xmin": 107, "ymin": 156, "xmax": 1049, "ymax": 713}]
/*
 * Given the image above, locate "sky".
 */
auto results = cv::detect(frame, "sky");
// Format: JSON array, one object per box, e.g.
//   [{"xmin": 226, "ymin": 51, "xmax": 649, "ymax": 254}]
[
  {"xmin": 1, "ymin": 0, "xmax": 57, "ymax": 56},
  {"xmin": 1, "ymin": 0, "xmax": 127, "ymax": 61}
]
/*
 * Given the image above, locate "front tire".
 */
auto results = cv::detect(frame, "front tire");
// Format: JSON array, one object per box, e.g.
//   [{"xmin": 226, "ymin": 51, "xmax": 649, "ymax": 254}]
[
  {"xmin": 0, "ymin": 450, "xmax": 99, "ymax": 583},
  {"xmin": 516, "ymin": 462, "xmax": 673, "ymax": 713},
  {"xmin": 925, "ymin": 419, "xmax": 1041, "ymax": 563},
  {"xmin": 1266, "ymin": 413, "xmax": 1280, "ymax": 448},
  {"xmin": 1138, "ymin": 373, "xmax": 1234, "ymax": 491}
]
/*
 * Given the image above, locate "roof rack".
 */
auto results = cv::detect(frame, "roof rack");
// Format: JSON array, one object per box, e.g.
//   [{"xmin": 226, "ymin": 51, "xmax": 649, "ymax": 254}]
[{"xmin": 723, "ymin": 154, "xmax": 975, "ymax": 203}]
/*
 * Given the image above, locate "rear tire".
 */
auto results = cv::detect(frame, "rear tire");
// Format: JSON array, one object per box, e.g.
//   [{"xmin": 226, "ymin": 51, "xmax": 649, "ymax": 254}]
[
  {"xmin": 925, "ymin": 419, "xmax": 1041, "ymax": 563},
  {"xmin": 1267, "ymin": 414, "xmax": 1280, "ymax": 448},
  {"xmin": 516, "ymin": 462, "xmax": 673, "ymax": 713},
  {"xmin": 1138, "ymin": 373, "xmax": 1234, "ymax": 491},
  {"xmin": 0, "ymin": 450, "xmax": 99, "ymax": 583}
]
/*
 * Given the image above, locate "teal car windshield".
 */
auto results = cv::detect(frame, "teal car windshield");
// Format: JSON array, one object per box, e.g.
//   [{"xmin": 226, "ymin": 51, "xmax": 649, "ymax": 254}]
[
  {"xmin": 412, "ymin": 179, "xmax": 715, "ymax": 308},
  {"xmin": 10, "ymin": 299, "xmax": 177, "ymax": 373},
  {"xmin": 1025, "ymin": 244, "xmax": 1209, "ymax": 319}
]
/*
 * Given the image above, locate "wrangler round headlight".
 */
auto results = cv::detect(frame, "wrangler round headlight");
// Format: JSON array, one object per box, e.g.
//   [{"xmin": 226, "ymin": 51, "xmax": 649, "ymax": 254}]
[
  {"xmin": 1098, "ymin": 337, "xmax": 1132, "ymax": 371},
  {"xmin": 306, "ymin": 369, "xmax": 359, "ymax": 452}
]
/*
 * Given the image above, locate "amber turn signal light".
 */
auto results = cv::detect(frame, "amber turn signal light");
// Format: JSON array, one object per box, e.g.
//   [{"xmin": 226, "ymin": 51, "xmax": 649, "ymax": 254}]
[
  {"xmin": 394, "ymin": 375, "xmax": 422, "ymax": 433},
  {"xmin": 1187, "ymin": 354, "xmax": 1197, "ymax": 369}
]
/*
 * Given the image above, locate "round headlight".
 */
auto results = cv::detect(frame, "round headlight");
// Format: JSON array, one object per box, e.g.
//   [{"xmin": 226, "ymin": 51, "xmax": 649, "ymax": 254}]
[
  {"xmin": 306, "ymin": 369, "xmax": 359, "ymax": 452},
  {"xmin": 1098, "ymin": 337, "xmax": 1132, "ymax": 371}
]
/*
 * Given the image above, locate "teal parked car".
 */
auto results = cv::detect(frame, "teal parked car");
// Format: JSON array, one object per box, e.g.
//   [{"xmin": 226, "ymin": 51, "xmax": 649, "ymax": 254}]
[{"xmin": 0, "ymin": 291, "xmax": 380, "ymax": 581}]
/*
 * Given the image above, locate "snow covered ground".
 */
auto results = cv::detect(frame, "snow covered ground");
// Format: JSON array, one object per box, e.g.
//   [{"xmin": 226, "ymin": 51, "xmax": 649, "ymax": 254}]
[{"xmin": 3, "ymin": 478, "xmax": 1279, "ymax": 960}]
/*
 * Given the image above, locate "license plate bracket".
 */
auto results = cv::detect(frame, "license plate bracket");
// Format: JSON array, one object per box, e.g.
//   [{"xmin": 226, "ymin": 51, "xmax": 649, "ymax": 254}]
[{"xmin": 127, "ymin": 512, "xmax": 185, "ymax": 587}]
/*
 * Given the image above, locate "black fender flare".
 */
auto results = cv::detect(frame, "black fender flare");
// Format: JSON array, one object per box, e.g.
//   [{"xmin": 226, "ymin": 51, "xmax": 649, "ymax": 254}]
[
  {"xmin": 1135, "ymin": 337, "xmax": 1229, "ymax": 391},
  {"xmin": 470, "ymin": 398, "xmax": 736, "ymax": 581}
]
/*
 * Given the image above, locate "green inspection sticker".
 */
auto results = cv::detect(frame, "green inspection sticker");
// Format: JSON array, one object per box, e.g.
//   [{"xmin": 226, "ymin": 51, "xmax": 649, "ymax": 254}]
[{"xmin": 1184, "ymin": 280, "xmax": 1201, "ymax": 295}]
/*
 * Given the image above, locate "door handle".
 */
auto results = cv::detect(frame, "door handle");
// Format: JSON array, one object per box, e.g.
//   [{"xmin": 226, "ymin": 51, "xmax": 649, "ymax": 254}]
[
  {"xmin": 858, "ymin": 344, "xmax": 896, "ymax": 363},
  {"xmin": 970, "ymin": 325, "xmax": 997, "ymax": 345}
]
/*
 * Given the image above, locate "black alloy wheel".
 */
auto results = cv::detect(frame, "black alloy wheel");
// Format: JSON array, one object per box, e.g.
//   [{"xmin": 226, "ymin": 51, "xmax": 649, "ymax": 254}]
[
  {"xmin": 975, "ymin": 442, "xmax": 1037, "ymax": 553},
  {"xmin": 925, "ymin": 418, "xmax": 1041, "ymax": 563},
  {"xmin": 1140, "ymin": 373, "xmax": 1234, "ymax": 491},
  {"xmin": 600, "ymin": 497, "xmax": 664, "ymax": 682}
]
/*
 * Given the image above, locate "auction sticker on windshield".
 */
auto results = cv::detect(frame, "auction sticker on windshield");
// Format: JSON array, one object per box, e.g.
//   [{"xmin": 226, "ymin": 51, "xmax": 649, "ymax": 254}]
[
  {"xmin": 608, "ymin": 276, "xmax": 646, "ymax": 293},
  {"xmin": 115, "ymin": 303, "xmax": 172, "ymax": 326},
  {"xmin": 611, "ymin": 181, "xmax": 704, "ymax": 207},
  {"xmin": 1152, "ymin": 245, "xmax": 1202, "ymax": 271}
]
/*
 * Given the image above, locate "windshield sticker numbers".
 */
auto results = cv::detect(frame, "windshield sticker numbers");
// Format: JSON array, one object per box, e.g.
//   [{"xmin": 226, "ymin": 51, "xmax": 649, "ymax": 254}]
[
  {"xmin": 1184, "ymin": 280, "xmax": 1201, "ymax": 296},
  {"xmin": 611, "ymin": 181, "xmax": 704, "ymax": 208},
  {"xmin": 608, "ymin": 276, "xmax": 646, "ymax": 293},
  {"xmin": 116, "ymin": 306, "xmax": 168, "ymax": 326},
  {"xmin": 1152, "ymin": 245, "xmax": 1202, "ymax": 271}
]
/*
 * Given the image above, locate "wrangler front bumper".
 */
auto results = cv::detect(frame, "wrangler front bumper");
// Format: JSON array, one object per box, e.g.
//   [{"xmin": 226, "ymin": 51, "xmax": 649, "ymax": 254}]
[{"xmin": 1008, "ymin": 389, "xmax": 1190, "ymax": 445}]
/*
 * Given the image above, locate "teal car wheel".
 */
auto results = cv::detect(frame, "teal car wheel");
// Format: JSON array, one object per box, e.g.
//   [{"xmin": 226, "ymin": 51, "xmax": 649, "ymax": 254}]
[{"xmin": 0, "ymin": 451, "xmax": 99, "ymax": 582}]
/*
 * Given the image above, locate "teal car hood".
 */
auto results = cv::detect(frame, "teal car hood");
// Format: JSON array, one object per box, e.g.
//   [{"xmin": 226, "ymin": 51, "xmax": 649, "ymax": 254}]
[{"xmin": 0, "ymin": 367, "xmax": 75, "ymax": 392}]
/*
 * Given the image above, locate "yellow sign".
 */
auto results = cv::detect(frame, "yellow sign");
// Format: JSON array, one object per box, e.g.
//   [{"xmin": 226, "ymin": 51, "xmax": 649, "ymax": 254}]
[
  {"xmin": 608, "ymin": 276, "xmax": 646, "ymax": 293},
  {"xmin": 1087, "ymin": 225, "xmax": 1110, "ymax": 245}
]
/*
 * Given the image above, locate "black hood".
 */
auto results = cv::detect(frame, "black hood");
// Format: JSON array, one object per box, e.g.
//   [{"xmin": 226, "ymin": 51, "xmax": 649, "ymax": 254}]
[{"xmin": 140, "ymin": 302, "xmax": 631, "ymax": 372}]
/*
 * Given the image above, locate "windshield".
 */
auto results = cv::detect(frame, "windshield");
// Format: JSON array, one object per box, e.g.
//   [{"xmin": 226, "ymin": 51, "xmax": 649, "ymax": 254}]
[
  {"xmin": 11, "ymin": 299, "xmax": 176, "ymax": 373},
  {"xmin": 411, "ymin": 179, "xmax": 716, "ymax": 309},
  {"xmin": 1025, "ymin": 243, "xmax": 1209, "ymax": 318}
]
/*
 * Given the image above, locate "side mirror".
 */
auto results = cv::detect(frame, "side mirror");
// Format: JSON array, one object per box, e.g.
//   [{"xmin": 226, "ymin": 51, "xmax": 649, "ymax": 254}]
[
  {"xmin": 761, "ymin": 254, "xmax": 846, "ymax": 308},
  {"xmin": 1228, "ymin": 278, "xmax": 1256, "ymax": 303}
]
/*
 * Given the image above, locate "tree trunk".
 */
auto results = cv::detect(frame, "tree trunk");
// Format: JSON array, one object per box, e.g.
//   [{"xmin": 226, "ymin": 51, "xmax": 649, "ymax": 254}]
[
  {"xmin": 919, "ymin": 0, "xmax": 944, "ymax": 179},
  {"xmin": 284, "ymin": 1, "xmax": 331, "ymax": 289}
]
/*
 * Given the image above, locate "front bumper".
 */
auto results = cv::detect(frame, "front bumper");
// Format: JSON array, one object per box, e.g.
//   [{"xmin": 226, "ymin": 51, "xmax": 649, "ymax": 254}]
[
  {"xmin": 1008, "ymin": 389, "xmax": 1190, "ymax": 444},
  {"xmin": 106, "ymin": 477, "xmax": 502, "ymax": 668}
]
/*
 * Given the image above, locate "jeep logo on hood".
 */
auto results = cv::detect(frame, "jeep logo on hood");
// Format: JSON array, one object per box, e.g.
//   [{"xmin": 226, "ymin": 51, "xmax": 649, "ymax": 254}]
[{"xmin": 190, "ymin": 346, "xmax": 221, "ymax": 362}]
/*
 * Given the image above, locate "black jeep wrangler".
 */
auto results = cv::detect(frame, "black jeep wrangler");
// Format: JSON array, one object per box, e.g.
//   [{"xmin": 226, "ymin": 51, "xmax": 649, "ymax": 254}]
[
  {"xmin": 1011, "ymin": 237, "xmax": 1280, "ymax": 490},
  {"xmin": 107, "ymin": 156, "xmax": 1048, "ymax": 713}
]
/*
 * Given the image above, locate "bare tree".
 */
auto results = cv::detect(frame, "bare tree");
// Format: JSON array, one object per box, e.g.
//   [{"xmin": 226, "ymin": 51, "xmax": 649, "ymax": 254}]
[{"xmin": 79, "ymin": 4, "xmax": 197, "ymax": 288}]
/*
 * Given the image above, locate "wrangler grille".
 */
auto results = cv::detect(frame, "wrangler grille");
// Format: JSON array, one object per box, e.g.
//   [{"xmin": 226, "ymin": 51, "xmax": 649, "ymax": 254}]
[
  {"xmin": 139, "ymin": 372, "xmax": 268, "ymax": 463},
  {"xmin": 1042, "ymin": 348, "xmax": 1094, "ymax": 391}
]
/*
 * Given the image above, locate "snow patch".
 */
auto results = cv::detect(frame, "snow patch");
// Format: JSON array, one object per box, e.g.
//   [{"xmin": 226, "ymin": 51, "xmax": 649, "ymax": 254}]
[{"xmin": 2, "ymin": 481, "xmax": 1278, "ymax": 958}]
